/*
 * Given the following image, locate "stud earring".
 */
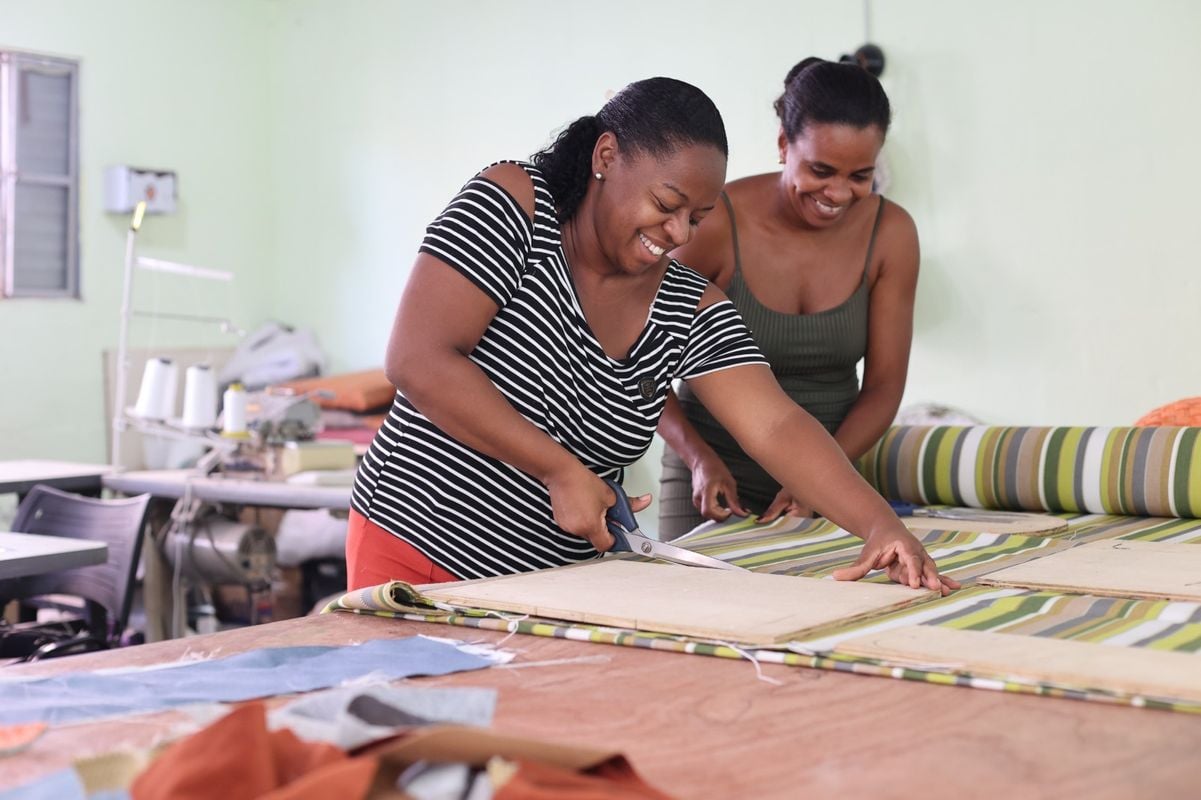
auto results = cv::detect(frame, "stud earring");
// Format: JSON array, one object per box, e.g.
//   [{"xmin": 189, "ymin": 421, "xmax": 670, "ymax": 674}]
[
  {"xmin": 778, "ymin": 155, "xmax": 785, "ymax": 165},
  {"xmin": 594, "ymin": 172, "xmax": 604, "ymax": 181}
]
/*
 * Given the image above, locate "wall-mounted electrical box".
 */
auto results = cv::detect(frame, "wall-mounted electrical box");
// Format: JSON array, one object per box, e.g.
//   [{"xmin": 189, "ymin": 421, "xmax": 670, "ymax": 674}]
[{"xmin": 103, "ymin": 165, "xmax": 177, "ymax": 214}]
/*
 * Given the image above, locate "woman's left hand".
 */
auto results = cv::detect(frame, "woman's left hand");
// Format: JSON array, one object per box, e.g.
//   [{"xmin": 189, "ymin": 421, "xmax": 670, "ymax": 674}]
[{"xmin": 832, "ymin": 525, "xmax": 961, "ymax": 596}]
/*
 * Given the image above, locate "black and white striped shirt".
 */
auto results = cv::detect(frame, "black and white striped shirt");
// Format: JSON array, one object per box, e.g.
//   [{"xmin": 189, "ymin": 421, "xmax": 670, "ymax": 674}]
[{"xmin": 351, "ymin": 162, "xmax": 765, "ymax": 579}]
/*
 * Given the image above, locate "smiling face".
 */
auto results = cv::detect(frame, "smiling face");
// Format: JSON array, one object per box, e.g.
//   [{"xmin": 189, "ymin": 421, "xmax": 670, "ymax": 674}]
[
  {"xmin": 778, "ymin": 122, "xmax": 884, "ymax": 229},
  {"xmin": 589, "ymin": 134, "xmax": 727, "ymax": 274}
]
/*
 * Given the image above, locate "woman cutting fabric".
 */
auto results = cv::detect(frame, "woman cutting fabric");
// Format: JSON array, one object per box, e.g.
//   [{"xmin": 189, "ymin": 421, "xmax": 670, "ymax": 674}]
[
  {"xmin": 347, "ymin": 76, "xmax": 957, "ymax": 596},
  {"xmin": 658, "ymin": 58, "xmax": 918, "ymax": 539}
]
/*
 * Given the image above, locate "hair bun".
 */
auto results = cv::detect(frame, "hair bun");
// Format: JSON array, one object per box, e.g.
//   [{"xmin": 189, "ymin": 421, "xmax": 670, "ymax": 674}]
[
  {"xmin": 774, "ymin": 56, "xmax": 891, "ymax": 141},
  {"xmin": 783, "ymin": 57, "xmax": 825, "ymax": 88}
]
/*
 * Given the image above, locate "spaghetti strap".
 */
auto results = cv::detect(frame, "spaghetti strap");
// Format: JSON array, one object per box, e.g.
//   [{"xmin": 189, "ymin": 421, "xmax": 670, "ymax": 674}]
[
  {"xmin": 861, "ymin": 196, "xmax": 887, "ymax": 280},
  {"xmin": 719, "ymin": 191, "xmax": 744, "ymax": 278}
]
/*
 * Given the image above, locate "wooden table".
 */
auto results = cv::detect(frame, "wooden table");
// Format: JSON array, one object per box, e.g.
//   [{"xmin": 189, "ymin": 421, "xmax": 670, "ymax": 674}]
[
  {"xmin": 2, "ymin": 613, "xmax": 1199, "ymax": 798},
  {"xmin": 0, "ymin": 532, "xmax": 107, "ymax": 580}
]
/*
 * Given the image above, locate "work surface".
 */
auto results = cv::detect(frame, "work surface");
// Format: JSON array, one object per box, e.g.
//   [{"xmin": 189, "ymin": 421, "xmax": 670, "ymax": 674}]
[
  {"xmin": 0, "ymin": 531, "xmax": 107, "ymax": 579},
  {"xmin": 3, "ymin": 613, "xmax": 1199, "ymax": 799},
  {"xmin": 0, "ymin": 461, "xmax": 110, "ymax": 497}
]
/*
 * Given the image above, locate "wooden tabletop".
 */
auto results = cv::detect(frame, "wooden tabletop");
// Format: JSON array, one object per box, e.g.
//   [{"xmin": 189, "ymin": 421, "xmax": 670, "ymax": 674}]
[{"xmin": 3, "ymin": 614, "xmax": 1199, "ymax": 798}]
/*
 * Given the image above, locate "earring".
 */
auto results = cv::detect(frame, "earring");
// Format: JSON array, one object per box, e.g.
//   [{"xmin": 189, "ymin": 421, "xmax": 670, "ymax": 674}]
[
  {"xmin": 594, "ymin": 172, "xmax": 604, "ymax": 181},
  {"xmin": 778, "ymin": 155, "xmax": 785, "ymax": 165}
]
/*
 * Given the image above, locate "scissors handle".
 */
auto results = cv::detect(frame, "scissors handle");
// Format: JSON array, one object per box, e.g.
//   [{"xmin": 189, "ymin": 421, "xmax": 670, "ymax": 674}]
[
  {"xmin": 602, "ymin": 477, "xmax": 638, "ymax": 552},
  {"xmin": 888, "ymin": 500, "xmax": 919, "ymax": 517},
  {"xmin": 602, "ymin": 477, "xmax": 748, "ymax": 570}
]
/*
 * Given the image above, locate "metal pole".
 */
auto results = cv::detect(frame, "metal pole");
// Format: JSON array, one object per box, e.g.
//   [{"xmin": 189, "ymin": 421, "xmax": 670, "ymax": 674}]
[{"xmin": 111, "ymin": 201, "xmax": 145, "ymax": 469}]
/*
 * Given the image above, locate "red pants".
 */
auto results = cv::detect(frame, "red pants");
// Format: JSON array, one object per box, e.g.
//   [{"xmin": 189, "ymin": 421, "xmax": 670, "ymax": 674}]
[{"xmin": 345, "ymin": 509, "xmax": 459, "ymax": 590}]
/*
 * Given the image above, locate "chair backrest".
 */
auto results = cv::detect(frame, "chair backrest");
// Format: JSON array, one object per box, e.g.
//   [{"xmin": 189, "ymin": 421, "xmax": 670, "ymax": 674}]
[{"xmin": 1, "ymin": 485, "xmax": 151, "ymax": 646}]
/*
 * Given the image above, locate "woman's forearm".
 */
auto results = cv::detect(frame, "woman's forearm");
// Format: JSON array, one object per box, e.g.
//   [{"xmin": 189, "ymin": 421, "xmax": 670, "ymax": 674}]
[
  {"xmin": 833, "ymin": 383, "xmax": 905, "ymax": 462},
  {"xmin": 691, "ymin": 366, "xmax": 896, "ymax": 539},
  {"xmin": 749, "ymin": 404, "xmax": 896, "ymax": 539}
]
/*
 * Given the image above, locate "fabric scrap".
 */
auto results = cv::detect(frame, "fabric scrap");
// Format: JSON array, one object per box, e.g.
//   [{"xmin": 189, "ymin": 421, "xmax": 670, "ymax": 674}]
[
  {"xmin": 493, "ymin": 756, "xmax": 674, "ymax": 799},
  {"xmin": 269, "ymin": 684, "xmax": 496, "ymax": 750},
  {"xmin": 0, "ymin": 769, "xmax": 89, "ymax": 800},
  {"xmin": 130, "ymin": 703, "xmax": 375, "ymax": 800},
  {"xmin": 0, "ymin": 636, "xmax": 494, "ymax": 725}
]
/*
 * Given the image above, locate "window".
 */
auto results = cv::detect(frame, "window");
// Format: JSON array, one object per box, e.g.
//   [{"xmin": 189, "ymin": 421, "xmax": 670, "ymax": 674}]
[{"xmin": 0, "ymin": 50, "xmax": 79, "ymax": 298}]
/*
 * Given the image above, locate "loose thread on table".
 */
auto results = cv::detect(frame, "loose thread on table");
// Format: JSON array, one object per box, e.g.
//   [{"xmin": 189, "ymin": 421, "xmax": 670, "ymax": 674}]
[
  {"xmin": 430, "ymin": 605, "xmax": 531, "ymax": 648},
  {"xmin": 497, "ymin": 655, "xmax": 612, "ymax": 670},
  {"xmin": 714, "ymin": 640, "xmax": 785, "ymax": 686}
]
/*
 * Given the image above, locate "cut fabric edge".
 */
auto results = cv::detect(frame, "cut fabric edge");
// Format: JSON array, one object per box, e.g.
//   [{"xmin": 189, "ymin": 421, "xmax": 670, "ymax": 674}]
[{"xmin": 326, "ymin": 588, "xmax": 1201, "ymax": 715}]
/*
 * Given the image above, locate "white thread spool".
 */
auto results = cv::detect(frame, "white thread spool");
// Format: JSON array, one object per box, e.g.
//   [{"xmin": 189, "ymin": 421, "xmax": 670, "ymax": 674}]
[
  {"xmin": 132, "ymin": 357, "xmax": 177, "ymax": 420},
  {"xmin": 222, "ymin": 382, "xmax": 249, "ymax": 437},
  {"xmin": 181, "ymin": 364, "xmax": 218, "ymax": 430}
]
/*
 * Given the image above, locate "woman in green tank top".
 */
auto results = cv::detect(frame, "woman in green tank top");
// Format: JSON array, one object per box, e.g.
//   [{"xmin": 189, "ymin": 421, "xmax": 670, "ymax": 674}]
[{"xmin": 658, "ymin": 57, "xmax": 919, "ymax": 540}]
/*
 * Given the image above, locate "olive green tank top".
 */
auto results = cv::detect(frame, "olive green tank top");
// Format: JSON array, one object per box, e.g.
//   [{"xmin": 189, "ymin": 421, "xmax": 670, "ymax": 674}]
[{"xmin": 674, "ymin": 192, "xmax": 886, "ymax": 505}]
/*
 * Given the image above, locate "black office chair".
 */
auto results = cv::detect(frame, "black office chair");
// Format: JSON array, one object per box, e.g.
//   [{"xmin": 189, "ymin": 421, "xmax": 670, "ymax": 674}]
[{"xmin": 0, "ymin": 485, "xmax": 151, "ymax": 662}]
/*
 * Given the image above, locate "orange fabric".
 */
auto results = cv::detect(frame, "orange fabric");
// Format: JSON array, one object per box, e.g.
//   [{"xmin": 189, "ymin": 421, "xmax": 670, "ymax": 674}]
[
  {"xmin": 0, "ymin": 722, "xmax": 47, "ymax": 754},
  {"xmin": 495, "ymin": 757, "xmax": 675, "ymax": 800},
  {"xmin": 276, "ymin": 369, "xmax": 395, "ymax": 413},
  {"xmin": 346, "ymin": 509, "xmax": 459, "ymax": 590},
  {"xmin": 131, "ymin": 703, "xmax": 376, "ymax": 800},
  {"xmin": 262, "ymin": 758, "xmax": 376, "ymax": 800},
  {"xmin": 268, "ymin": 727, "xmax": 347, "ymax": 787},
  {"xmin": 1135, "ymin": 397, "xmax": 1201, "ymax": 427},
  {"xmin": 130, "ymin": 707, "xmax": 668, "ymax": 800}
]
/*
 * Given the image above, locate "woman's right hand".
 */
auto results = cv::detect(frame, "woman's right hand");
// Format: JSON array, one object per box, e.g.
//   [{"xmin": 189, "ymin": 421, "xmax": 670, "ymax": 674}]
[
  {"xmin": 690, "ymin": 454, "xmax": 750, "ymax": 522},
  {"xmin": 545, "ymin": 465, "xmax": 651, "ymax": 552},
  {"xmin": 758, "ymin": 489, "xmax": 813, "ymax": 523}
]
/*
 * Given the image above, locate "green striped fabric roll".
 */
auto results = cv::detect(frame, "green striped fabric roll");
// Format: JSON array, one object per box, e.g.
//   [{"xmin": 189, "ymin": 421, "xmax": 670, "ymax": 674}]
[{"xmin": 857, "ymin": 426, "xmax": 1201, "ymax": 518}]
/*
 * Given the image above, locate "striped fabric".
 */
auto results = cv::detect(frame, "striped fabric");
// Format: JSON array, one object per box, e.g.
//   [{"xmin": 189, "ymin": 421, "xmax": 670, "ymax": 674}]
[
  {"xmin": 351, "ymin": 162, "xmax": 765, "ymax": 580},
  {"xmin": 857, "ymin": 426, "xmax": 1201, "ymax": 518},
  {"xmin": 670, "ymin": 511, "xmax": 1201, "ymax": 580},
  {"xmin": 677, "ymin": 514, "xmax": 1072, "ymax": 582},
  {"xmin": 789, "ymin": 585, "xmax": 1201, "ymax": 713},
  {"xmin": 330, "ymin": 587, "xmax": 1201, "ymax": 713},
  {"xmin": 336, "ymin": 422, "xmax": 1201, "ymax": 713},
  {"xmin": 329, "ymin": 510, "xmax": 1201, "ymax": 713},
  {"xmin": 801, "ymin": 587, "xmax": 1201, "ymax": 655}
]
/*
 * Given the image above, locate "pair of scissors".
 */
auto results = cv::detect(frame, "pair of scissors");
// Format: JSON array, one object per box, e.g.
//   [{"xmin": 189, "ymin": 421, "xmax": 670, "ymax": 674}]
[
  {"xmin": 889, "ymin": 500, "xmax": 1028, "ymax": 523},
  {"xmin": 602, "ymin": 478, "xmax": 747, "ymax": 571}
]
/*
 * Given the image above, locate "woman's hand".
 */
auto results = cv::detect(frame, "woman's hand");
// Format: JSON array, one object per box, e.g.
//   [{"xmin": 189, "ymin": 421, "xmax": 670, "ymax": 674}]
[
  {"xmin": 691, "ymin": 454, "xmax": 750, "ymax": 522},
  {"xmin": 832, "ymin": 524, "xmax": 961, "ymax": 596},
  {"xmin": 545, "ymin": 465, "xmax": 651, "ymax": 552},
  {"xmin": 758, "ymin": 489, "xmax": 813, "ymax": 523}
]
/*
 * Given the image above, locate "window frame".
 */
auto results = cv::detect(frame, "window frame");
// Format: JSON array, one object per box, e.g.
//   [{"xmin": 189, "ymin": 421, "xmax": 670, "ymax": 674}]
[{"xmin": 0, "ymin": 49, "xmax": 81, "ymax": 299}]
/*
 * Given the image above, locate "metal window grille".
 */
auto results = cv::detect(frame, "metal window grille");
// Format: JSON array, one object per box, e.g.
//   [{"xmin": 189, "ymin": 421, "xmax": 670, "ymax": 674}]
[{"xmin": 0, "ymin": 50, "xmax": 80, "ymax": 299}]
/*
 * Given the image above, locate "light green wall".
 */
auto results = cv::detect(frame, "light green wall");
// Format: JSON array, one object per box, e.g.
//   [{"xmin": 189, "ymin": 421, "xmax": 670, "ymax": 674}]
[
  {"xmin": 874, "ymin": 0, "xmax": 1201, "ymax": 425},
  {"xmin": 0, "ymin": 0, "xmax": 274, "ymax": 461},
  {"xmin": 264, "ymin": 0, "xmax": 1201, "ymax": 427},
  {"xmin": 3, "ymin": 3, "xmax": 1199, "ymax": 532},
  {"xmin": 261, "ymin": 0, "xmax": 1201, "ymax": 531},
  {"xmin": 262, "ymin": 0, "xmax": 860, "ymax": 369}
]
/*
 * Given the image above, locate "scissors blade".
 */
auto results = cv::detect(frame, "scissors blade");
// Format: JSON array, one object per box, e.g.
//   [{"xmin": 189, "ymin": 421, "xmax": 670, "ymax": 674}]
[
  {"xmin": 623, "ymin": 529, "xmax": 748, "ymax": 572},
  {"xmin": 892, "ymin": 500, "xmax": 1029, "ymax": 524},
  {"xmin": 919, "ymin": 508, "xmax": 1030, "ymax": 523}
]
